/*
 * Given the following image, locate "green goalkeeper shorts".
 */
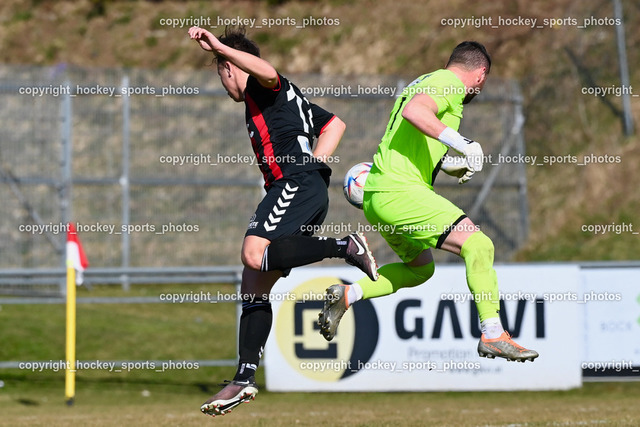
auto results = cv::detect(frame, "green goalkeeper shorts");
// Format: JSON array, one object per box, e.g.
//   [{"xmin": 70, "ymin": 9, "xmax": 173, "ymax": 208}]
[{"xmin": 362, "ymin": 188, "xmax": 467, "ymax": 263}]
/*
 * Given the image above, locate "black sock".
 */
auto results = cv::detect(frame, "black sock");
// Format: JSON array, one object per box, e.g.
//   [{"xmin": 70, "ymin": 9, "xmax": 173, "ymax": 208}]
[
  {"xmin": 260, "ymin": 235, "xmax": 349, "ymax": 272},
  {"xmin": 233, "ymin": 296, "xmax": 272, "ymax": 381}
]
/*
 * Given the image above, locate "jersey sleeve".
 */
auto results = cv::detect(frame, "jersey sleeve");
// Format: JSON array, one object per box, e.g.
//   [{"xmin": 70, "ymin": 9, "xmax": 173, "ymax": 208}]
[
  {"xmin": 310, "ymin": 103, "xmax": 336, "ymax": 138},
  {"xmin": 439, "ymin": 81, "xmax": 465, "ymax": 115},
  {"xmin": 411, "ymin": 71, "xmax": 465, "ymax": 116},
  {"xmin": 245, "ymin": 74, "xmax": 282, "ymax": 102}
]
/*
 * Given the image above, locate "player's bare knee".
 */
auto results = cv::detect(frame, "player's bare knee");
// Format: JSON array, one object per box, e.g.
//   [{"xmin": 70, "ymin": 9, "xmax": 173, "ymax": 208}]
[
  {"xmin": 241, "ymin": 245, "xmax": 264, "ymax": 270},
  {"xmin": 241, "ymin": 236, "xmax": 271, "ymax": 270},
  {"xmin": 241, "ymin": 249, "xmax": 261, "ymax": 270}
]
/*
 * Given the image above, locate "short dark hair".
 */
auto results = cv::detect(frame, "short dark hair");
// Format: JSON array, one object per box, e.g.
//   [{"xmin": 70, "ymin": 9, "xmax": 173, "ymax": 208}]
[
  {"xmin": 215, "ymin": 26, "xmax": 260, "ymax": 63},
  {"xmin": 446, "ymin": 41, "xmax": 491, "ymax": 73}
]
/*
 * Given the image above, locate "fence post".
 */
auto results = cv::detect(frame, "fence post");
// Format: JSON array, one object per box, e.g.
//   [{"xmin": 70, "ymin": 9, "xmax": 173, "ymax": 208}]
[
  {"xmin": 613, "ymin": 0, "xmax": 634, "ymax": 136},
  {"xmin": 513, "ymin": 82, "xmax": 529, "ymax": 243},
  {"xmin": 59, "ymin": 80, "xmax": 73, "ymax": 295},
  {"xmin": 121, "ymin": 75, "xmax": 131, "ymax": 291}
]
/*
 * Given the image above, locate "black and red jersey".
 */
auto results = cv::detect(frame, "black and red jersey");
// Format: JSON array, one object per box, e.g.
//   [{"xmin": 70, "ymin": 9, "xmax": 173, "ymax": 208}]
[{"xmin": 244, "ymin": 73, "xmax": 335, "ymax": 189}]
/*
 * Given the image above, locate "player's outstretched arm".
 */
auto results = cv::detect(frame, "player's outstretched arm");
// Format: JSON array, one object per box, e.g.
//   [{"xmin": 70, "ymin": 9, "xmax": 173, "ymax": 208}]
[
  {"xmin": 313, "ymin": 117, "xmax": 346, "ymax": 161},
  {"xmin": 188, "ymin": 26, "xmax": 278, "ymax": 89},
  {"xmin": 188, "ymin": 26, "xmax": 215, "ymax": 52}
]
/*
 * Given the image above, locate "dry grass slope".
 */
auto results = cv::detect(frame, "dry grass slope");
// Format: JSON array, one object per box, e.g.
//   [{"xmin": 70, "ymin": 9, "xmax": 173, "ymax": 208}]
[{"xmin": 0, "ymin": 0, "xmax": 638, "ymax": 260}]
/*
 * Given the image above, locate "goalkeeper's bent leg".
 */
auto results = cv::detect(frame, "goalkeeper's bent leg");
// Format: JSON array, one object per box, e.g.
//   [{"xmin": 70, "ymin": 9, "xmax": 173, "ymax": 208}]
[
  {"xmin": 318, "ymin": 261, "xmax": 434, "ymax": 341},
  {"xmin": 358, "ymin": 261, "xmax": 435, "ymax": 301}
]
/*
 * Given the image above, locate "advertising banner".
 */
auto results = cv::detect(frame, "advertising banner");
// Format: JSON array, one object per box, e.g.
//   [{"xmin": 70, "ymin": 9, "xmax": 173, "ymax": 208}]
[{"xmin": 265, "ymin": 265, "xmax": 582, "ymax": 391}]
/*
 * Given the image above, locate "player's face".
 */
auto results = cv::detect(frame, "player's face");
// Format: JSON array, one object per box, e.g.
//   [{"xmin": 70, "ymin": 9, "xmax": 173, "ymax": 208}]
[
  {"xmin": 217, "ymin": 61, "xmax": 244, "ymax": 102},
  {"xmin": 463, "ymin": 68, "xmax": 487, "ymax": 104}
]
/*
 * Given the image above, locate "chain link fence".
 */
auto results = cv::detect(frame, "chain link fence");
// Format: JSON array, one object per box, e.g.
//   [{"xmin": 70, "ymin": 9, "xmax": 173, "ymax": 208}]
[{"xmin": 0, "ymin": 64, "xmax": 528, "ymax": 290}]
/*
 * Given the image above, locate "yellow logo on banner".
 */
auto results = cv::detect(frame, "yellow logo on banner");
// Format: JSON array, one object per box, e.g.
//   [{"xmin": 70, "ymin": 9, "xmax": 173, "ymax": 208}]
[{"xmin": 274, "ymin": 276, "xmax": 379, "ymax": 382}]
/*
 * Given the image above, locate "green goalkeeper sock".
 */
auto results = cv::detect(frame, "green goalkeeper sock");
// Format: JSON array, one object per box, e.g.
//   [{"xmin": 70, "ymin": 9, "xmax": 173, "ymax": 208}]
[
  {"xmin": 459, "ymin": 231, "xmax": 500, "ymax": 322},
  {"xmin": 352, "ymin": 261, "xmax": 435, "ymax": 303}
]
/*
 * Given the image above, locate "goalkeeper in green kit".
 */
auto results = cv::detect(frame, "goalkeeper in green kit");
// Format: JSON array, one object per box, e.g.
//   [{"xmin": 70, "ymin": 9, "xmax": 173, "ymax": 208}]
[{"xmin": 318, "ymin": 41, "xmax": 538, "ymax": 362}]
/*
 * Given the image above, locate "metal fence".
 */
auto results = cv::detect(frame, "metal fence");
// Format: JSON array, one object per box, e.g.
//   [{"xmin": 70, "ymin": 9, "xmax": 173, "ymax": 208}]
[{"xmin": 0, "ymin": 64, "xmax": 528, "ymax": 290}]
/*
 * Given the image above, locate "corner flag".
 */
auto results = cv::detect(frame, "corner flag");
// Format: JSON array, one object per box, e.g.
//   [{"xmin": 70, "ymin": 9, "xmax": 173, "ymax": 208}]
[
  {"xmin": 66, "ymin": 222, "xmax": 89, "ymax": 285},
  {"xmin": 65, "ymin": 222, "xmax": 88, "ymax": 405}
]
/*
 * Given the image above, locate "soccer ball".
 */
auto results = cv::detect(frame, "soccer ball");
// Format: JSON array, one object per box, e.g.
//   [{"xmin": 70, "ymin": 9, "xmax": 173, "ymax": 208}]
[{"xmin": 343, "ymin": 162, "xmax": 372, "ymax": 209}]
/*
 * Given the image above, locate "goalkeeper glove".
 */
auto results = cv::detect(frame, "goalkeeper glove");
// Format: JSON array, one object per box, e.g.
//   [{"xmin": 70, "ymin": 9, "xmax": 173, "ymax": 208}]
[
  {"xmin": 440, "ymin": 156, "xmax": 475, "ymax": 184},
  {"xmin": 437, "ymin": 127, "xmax": 484, "ymax": 175}
]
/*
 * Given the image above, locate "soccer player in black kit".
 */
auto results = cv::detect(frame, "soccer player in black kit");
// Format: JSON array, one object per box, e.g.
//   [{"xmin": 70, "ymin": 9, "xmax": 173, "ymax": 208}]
[{"xmin": 188, "ymin": 26, "xmax": 378, "ymax": 417}]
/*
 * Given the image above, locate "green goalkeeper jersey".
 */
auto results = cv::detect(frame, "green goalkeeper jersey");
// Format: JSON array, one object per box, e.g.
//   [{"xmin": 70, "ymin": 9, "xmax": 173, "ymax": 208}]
[{"xmin": 365, "ymin": 69, "xmax": 465, "ymax": 191}]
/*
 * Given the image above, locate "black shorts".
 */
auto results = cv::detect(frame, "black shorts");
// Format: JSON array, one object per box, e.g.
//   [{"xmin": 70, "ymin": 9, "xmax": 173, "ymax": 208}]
[{"xmin": 245, "ymin": 170, "xmax": 329, "ymax": 241}]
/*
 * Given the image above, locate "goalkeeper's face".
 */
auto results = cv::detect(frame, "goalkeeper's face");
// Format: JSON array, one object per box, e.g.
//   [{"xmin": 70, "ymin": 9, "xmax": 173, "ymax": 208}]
[{"xmin": 463, "ymin": 67, "xmax": 488, "ymax": 104}]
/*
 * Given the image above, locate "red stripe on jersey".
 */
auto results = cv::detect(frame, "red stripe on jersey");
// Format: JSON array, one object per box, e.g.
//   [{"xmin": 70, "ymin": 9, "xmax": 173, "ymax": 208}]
[
  {"xmin": 245, "ymin": 93, "xmax": 283, "ymax": 186},
  {"xmin": 319, "ymin": 114, "xmax": 337, "ymax": 135},
  {"xmin": 270, "ymin": 74, "xmax": 282, "ymax": 92}
]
